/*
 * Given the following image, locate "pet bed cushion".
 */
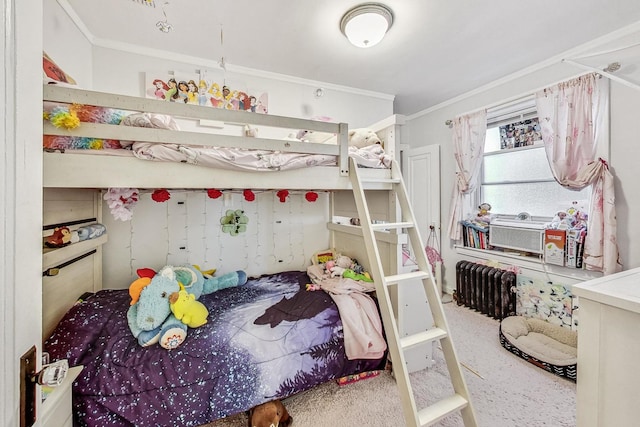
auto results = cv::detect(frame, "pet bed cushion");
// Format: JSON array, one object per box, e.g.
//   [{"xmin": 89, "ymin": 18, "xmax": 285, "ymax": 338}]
[{"xmin": 499, "ymin": 315, "xmax": 577, "ymax": 381}]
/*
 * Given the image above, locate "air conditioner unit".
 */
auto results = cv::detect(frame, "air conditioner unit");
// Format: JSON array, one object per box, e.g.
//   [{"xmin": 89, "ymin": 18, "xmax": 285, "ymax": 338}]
[{"xmin": 489, "ymin": 217, "xmax": 546, "ymax": 254}]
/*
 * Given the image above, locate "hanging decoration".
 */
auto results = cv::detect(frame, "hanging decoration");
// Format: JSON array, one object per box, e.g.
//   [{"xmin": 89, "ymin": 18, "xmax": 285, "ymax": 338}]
[
  {"xmin": 156, "ymin": 2, "xmax": 173, "ymax": 33},
  {"xmin": 305, "ymin": 191, "xmax": 318, "ymax": 202},
  {"xmin": 218, "ymin": 25, "xmax": 227, "ymax": 73},
  {"xmin": 207, "ymin": 189, "xmax": 223, "ymax": 199},
  {"xmin": 276, "ymin": 190, "xmax": 289, "ymax": 203},
  {"xmin": 104, "ymin": 188, "xmax": 139, "ymax": 221},
  {"xmin": 221, "ymin": 209, "xmax": 249, "ymax": 236},
  {"xmin": 243, "ymin": 189, "xmax": 256, "ymax": 202},
  {"xmin": 151, "ymin": 189, "xmax": 171, "ymax": 202}
]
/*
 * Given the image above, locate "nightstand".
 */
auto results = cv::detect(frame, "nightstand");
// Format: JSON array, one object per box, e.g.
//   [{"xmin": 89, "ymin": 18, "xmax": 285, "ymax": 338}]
[{"xmin": 39, "ymin": 365, "xmax": 83, "ymax": 427}]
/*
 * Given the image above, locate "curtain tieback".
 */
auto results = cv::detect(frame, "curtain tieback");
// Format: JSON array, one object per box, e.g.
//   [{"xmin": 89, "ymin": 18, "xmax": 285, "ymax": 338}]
[{"xmin": 455, "ymin": 173, "xmax": 470, "ymax": 193}]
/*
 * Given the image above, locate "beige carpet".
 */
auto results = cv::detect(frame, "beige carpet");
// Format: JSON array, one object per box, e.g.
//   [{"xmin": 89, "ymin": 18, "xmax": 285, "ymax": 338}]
[{"xmin": 205, "ymin": 302, "xmax": 576, "ymax": 426}]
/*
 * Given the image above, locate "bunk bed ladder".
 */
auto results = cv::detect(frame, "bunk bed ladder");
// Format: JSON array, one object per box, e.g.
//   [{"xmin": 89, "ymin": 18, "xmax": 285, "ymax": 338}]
[{"xmin": 349, "ymin": 157, "xmax": 478, "ymax": 427}]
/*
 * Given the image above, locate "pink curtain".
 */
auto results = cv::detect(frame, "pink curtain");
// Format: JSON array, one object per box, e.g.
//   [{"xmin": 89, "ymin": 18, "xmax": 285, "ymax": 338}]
[
  {"xmin": 535, "ymin": 73, "xmax": 621, "ymax": 274},
  {"xmin": 447, "ymin": 110, "xmax": 487, "ymax": 240}
]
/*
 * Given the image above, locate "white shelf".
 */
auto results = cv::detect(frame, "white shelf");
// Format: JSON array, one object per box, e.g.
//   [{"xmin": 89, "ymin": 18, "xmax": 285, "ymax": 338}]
[
  {"xmin": 454, "ymin": 245, "xmax": 602, "ymax": 282},
  {"xmin": 42, "ymin": 234, "xmax": 108, "ymax": 271}
]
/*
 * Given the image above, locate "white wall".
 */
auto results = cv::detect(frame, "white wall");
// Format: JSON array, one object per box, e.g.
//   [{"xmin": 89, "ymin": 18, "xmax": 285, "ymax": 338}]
[
  {"xmin": 102, "ymin": 191, "xmax": 331, "ymax": 289},
  {"xmin": 90, "ymin": 46, "xmax": 393, "ymax": 127},
  {"xmin": 405, "ymin": 59, "xmax": 640, "ymax": 293},
  {"xmin": 43, "ymin": 0, "xmax": 93, "ymax": 86}
]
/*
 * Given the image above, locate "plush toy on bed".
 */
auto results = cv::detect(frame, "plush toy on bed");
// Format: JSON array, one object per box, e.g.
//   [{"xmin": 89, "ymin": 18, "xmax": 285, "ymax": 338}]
[
  {"xmin": 348, "ymin": 128, "xmax": 382, "ymax": 149},
  {"xmin": 127, "ymin": 264, "xmax": 247, "ymax": 349},
  {"xmin": 324, "ymin": 255, "xmax": 374, "ymax": 282},
  {"xmin": 169, "ymin": 289, "xmax": 209, "ymax": 328}
]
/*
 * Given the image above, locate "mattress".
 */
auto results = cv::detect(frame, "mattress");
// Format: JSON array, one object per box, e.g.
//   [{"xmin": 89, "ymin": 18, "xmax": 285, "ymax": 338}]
[{"xmin": 44, "ymin": 270, "xmax": 385, "ymax": 426}]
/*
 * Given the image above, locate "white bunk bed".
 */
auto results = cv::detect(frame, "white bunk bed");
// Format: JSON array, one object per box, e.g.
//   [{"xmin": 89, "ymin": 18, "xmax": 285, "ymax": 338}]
[
  {"xmin": 41, "ymin": 84, "xmax": 407, "ymax": 427},
  {"xmin": 43, "ymin": 84, "xmax": 401, "ymax": 190}
]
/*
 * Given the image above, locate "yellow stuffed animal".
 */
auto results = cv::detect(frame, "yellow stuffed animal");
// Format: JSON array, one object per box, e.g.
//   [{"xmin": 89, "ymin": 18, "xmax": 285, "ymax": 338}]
[{"xmin": 169, "ymin": 289, "xmax": 209, "ymax": 328}]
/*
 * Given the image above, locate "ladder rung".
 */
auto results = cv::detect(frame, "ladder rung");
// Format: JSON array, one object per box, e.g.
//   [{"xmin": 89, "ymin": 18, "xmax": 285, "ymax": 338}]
[
  {"xmin": 370, "ymin": 221, "xmax": 414, "ymax": 230},
  {"xmin": 384, "ymin": 271, "xmax": 429, "ymax": 284},
  {"xmin": 360, "ymin": 177, "xmax": 401, "ymax": 184},
  {"xmin": 418, "ymin": 394, "xmax": 469, "ymax": 426},
  {"xmin": 400, "ymin": 328, "xmax": 447, "ymax": 350}
]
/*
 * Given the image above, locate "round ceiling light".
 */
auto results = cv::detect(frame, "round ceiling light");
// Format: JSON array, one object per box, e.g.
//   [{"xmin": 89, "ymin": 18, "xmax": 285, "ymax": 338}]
[{"xmin": 340, "ymin": 3, "xmax": 393, "ymax": 48}]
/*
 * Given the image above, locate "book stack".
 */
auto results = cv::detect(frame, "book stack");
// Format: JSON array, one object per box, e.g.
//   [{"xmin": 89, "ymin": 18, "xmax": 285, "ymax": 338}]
[
  {"xmin": 460, "ymin": 221, "xmax": 489, "ymax": 249},
  {"xmin": 566, "ymin": 228, "xmax": 587, "ymax": 268}
]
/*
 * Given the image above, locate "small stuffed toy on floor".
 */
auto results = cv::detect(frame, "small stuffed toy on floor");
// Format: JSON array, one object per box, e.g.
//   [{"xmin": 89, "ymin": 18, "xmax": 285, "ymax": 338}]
[{"xmin": 247, "ymin": 400, "xmax": 292, "ymax": 427}]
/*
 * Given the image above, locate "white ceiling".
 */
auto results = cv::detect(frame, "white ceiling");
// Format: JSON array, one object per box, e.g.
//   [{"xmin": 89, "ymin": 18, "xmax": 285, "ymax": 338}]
[{"xmin": 62, "ymin": 0, "xmax": 640, "ymax": 116}]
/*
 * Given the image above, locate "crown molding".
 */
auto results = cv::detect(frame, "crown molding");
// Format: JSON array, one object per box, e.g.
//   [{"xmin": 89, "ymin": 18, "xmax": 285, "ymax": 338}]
[{"xmin": 407, "ymin": 19, "xmax": 640, "ymax": 121}]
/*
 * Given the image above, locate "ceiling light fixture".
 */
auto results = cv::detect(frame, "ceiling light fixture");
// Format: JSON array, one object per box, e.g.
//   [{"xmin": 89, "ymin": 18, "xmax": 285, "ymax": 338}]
[{"xmin": 340, "ymin": 3, "xmax": 393, "ymax": 48}]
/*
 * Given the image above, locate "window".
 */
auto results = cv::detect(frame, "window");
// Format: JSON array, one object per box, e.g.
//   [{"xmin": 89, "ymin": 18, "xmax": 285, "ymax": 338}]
[{"xmin": 479, "ymin": 99, "xmax": 591, "ymax": 219}]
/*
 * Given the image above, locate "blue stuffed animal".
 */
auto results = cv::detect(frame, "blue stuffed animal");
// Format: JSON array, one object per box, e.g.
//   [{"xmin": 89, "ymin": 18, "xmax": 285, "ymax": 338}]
[{"xmin": 127, "ymin": 264, "xmax": 247, "ymax": 349}]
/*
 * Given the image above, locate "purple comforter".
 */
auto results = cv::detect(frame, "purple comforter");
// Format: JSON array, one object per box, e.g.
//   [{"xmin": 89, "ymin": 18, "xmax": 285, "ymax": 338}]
[{"xmin": 45, "ymin": 271, "xmax": 385, "ymax": 426}]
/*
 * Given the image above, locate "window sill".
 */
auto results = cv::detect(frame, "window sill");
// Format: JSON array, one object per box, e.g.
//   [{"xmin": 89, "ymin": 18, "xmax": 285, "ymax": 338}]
[{"xmin": 454, "ymin": 245, "xmax": 602, "ymax": 283}]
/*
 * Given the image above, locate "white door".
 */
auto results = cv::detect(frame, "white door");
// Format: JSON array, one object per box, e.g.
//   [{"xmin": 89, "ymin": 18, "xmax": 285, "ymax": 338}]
[
  {"xmin": 399, "ymin": 144, "xmax": 441, "ymax": 372},
  {"xmin": 403, "ymin": 144, "xmax": 441, "ymax": 247}
]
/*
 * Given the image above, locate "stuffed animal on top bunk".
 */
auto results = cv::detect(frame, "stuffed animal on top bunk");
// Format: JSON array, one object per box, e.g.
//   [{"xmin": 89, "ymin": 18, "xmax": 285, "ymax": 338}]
[
  {"xmin": 347, "ymin": 128, "xmax": 382, "ymax": 149},
  {"xmin": 127, "ymin": 264, "xmax": 247, "ymax": 349}
]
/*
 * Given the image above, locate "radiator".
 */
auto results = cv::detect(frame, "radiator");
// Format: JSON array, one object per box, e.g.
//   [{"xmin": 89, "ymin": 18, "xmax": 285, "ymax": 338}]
[{"xmin": 455, "ymin": 260, "xmax": 517, "ymax": 320}]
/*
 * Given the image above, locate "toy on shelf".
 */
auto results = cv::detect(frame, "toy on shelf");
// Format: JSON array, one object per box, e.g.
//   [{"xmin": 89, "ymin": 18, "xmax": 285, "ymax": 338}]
[{"xmin": 45, "ymin": 223, "xmax": 107, "ymax": 248}]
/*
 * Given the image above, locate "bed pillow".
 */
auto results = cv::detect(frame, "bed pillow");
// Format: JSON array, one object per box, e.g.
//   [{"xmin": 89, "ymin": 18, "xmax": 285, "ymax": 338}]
[{"xmin": 118, "ymin": 113, "xmax": 181, "ymax": 147}]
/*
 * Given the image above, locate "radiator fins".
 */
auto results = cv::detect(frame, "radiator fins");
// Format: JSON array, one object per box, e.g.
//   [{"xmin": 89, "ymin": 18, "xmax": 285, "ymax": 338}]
[{"xmin": 455, "ymin": 260, "xmax": 516, "ymax": 320}]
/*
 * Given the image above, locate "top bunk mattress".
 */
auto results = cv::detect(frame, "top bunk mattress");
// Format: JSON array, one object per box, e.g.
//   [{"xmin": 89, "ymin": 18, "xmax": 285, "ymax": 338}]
[{"xmin": 43, "ymin": 85, "xmax": 399, "ymax": 190}]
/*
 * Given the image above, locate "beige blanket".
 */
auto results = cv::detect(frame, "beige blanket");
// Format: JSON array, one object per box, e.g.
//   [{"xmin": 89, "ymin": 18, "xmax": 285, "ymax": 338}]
[{"xmin": 307, "ymin": 264, "xmax": 387, "ymax": 360}]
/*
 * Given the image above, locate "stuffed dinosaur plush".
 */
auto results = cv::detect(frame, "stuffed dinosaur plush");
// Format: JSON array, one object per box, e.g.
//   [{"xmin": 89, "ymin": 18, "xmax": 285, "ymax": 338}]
[{"xmin": 127, "ymin": 264, "xmax": 247, "ymax": 349}]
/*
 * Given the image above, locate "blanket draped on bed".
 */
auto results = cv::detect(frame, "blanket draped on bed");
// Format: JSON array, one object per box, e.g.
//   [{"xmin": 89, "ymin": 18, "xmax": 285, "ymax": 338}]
[
  {"xmin": 44, "ymin": 271, "xmax": 384, "ymax": 427},
  {"xmin": 306, "ymin": 264, "xmax": 387, "ymax": 360},
  {"xmin": 130, "ymin": 142, "xmax": 391, "ymax": 171}
]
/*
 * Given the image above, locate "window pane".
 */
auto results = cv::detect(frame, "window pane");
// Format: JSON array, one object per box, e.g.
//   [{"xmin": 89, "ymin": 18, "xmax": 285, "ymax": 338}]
[
  {"xmin": 485, "ymin": 127, "xmax": 501, "ymax": 152},
  {"xmin": 483, "ymin": 147, "xmax": 552, "ymax": 183},
  {"xmin": 481, "ymin": 182, "xmax": 591, "ymax": 217}
]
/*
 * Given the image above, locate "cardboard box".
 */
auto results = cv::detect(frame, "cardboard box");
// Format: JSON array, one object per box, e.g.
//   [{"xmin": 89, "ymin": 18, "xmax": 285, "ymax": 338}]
[{"xmin": 544, "ymin": 229, "xmax": 566, "ymax": 266}]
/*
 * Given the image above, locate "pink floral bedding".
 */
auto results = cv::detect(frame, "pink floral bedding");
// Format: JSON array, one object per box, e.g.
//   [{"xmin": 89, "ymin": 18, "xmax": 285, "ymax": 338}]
[
  {"xmin": 43, "ymin": 107, "xmax": 392, "ymax": 171},
  {"xmin": 130, "ymin": 142, "xmax": 391, "ymax": 171}
]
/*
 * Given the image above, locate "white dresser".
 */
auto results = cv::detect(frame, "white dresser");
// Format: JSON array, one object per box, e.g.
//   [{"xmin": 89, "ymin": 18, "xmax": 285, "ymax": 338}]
[{"xmin": 572, "ymin": 267, "xmax": 640, "ymax": 427}]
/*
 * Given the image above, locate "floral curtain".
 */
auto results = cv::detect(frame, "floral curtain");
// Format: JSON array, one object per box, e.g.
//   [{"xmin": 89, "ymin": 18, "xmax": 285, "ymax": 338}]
[
  {"xmin": 447, "ymin": 110, "xmax": 487, "ymax": 240},
  {"xmin": 535, "ymin": 73, "xmax": 621, "ymax": 274}
]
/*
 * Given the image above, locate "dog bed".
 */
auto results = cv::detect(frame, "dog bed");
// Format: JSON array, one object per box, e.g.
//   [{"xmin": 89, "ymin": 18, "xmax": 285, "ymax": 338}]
[{"xmin": 499, "ymin": 315, "xmax": 577, "ymax": 381}]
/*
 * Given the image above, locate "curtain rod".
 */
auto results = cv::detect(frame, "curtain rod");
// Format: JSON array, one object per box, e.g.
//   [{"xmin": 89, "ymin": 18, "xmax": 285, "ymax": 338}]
[
  {"xmin": 443, "ymin": 69, "xmax": 599, "ymax": 127},
  {"xmin": 562, "ymin": 59, "xmax": 640, "ymax": 93}
]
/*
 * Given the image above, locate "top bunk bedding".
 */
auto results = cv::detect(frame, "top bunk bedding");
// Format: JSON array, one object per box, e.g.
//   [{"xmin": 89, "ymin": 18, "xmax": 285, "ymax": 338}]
[{"xmin": 43, "ymin": 84, "xmax": 401, "ymax": 190}]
